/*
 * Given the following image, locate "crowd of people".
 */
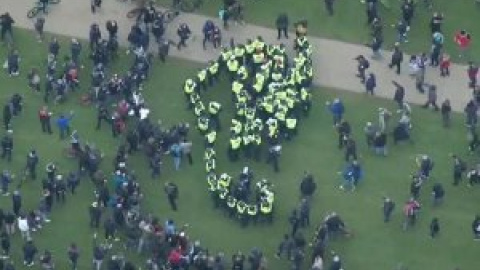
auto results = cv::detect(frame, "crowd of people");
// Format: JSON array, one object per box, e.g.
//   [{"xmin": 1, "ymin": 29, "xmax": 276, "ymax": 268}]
[
  {"xmin": 0, "ymin": 0, "xmax": 479, "ymax": 269},
  {"xmin": 181, "ymin": 20, "xmax": 313, "ymax": 228}
]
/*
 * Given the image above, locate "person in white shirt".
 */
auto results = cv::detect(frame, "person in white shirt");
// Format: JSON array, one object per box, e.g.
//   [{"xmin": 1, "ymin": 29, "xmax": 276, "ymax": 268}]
[{"xmin": 17, "ymin": 215, "xmax": 30, "ymax": 241}]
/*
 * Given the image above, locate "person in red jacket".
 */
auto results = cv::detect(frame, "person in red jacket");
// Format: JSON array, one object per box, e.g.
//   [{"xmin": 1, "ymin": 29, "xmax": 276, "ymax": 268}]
[
  {"xmin": 454, "ymin": 30, "xmax": 471, "ymax": 59},
  {"xmin": 439, "ymin": 53, "xmax": 450, "ymax": 77}
]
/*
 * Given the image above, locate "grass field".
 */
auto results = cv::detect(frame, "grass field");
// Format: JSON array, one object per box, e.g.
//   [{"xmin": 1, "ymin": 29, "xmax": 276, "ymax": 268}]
[
  {"xmin": 0, "ymin": 28, "xmax": 479, "ymax": 270},
  {"xmin": 156, "ymin": 0, "xmax": 480, "ymax": 63}
]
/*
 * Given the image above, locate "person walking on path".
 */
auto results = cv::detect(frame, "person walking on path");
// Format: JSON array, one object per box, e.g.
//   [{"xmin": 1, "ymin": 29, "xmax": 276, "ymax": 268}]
[
  {"xmin": 0, "ymin": 13, "xmax": 15, "ymax": 43},
  {"xmin": 275, "ymin": 13, "xmax": 289, "ymax": 40},
  {"xmin": 365, "ymin": 73, "xmax": 376, "ymax": 95},
  {"xmin": 34, "ymin": 17, "xmax": 45, "ymax": 42},
  {"xmin": 422, "ymin": 85, "xmax": 439, "ymax": 111},
  {"xmin": 389, "ymin": 44, "xmax": 404, "ymax": 74},
  {"xmin": 355, "ymin": 55, "xmax": 370, "ymax": 83}
]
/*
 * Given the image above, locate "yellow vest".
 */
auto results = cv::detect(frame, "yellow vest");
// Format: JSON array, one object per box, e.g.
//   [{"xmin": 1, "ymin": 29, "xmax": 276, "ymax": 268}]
[
  {"xmin": 230, "ymin": 137, "xmax": 241, "ymax": 150},
  {"xmin": 197, "ymin": 69, "xmax": 207, "ymax": 82},
  {"xmin": 208, "ymin": 62, "xmax": 219, "ymax": 75},
  {"xmin": 232, "ymin": 81, "xmax": 243, "ymax": 94},
  {"xmin": 206, "ymin": 131, "xmax": 216, "ymax": 144},
  {"xmin": 286, "ymin": 118, "xmax": 297, "ymax": 129}
]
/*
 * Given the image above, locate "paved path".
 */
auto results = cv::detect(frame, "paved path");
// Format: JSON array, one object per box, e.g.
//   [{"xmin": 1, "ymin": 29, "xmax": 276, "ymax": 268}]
[{"xmin": 2, "ymin": 0, "xmax": 472, "ymax": 112}]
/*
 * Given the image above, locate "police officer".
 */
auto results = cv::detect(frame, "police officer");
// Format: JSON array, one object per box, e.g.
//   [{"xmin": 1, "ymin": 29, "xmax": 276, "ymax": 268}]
[
  {"xmin": 197, "ymin": 68, "xmax": 208, "ymax": 91},
  {"xmin": 1, "ymin": 131, "xmax": 13, "ymax": 162},
  {"xmin": 207, "ymin": 61, "xmax": 219, "ymax": 86},
  {"xmin": 236, "ymin": 200, "xmax": 248, "ymax": 227},
  {"xmin": 229, "ymin": 135, "xmax": 242, "ymax": 161}
]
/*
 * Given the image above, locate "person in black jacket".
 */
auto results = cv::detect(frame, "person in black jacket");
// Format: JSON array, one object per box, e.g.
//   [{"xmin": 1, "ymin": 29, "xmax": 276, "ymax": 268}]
[
  {"xmin": 0, "ymin": 13, "xmax": 15, "ymax": 42},
  {"xmin": 389, "ymin": 45, "xmax": 404, "ymax": 74},
  {"xmin": 275, "ymin": 13, "xmax": 289, "ymax": 39},
  {"xmin": 392, "ymin": 81, "xmax": 405, "ymax": 108},
  {"xmin": 106, "ymin": 20, "xmax": 118, "ymax": 39},
  {"xmin": 22, "ymin": 240, "xmax": 38, "ymax": 267},
  {"xmin": 1, "ymin": 131, "xmax": 13, "ymax": 162},
  {"xmin": 3, "ymin": 104, "xmax": 11, "ymax": 130},
  {"xmin": 176, "ymin": 23, "xmax": 191, "ymax": 50},
  {"xmin": 441, "ymin": 99, "xmax": 451, "ymax": 128},
  {"xmin": 300, "ymin": 172, "xmax": 316, "ymax": 198}
]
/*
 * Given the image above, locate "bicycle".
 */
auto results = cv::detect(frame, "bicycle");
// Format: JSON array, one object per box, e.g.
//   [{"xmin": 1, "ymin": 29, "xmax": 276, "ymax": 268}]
[
  {"xmin": 27, "ymin": 0, "xmax": 61, "ymax": 19},
  {"xmin": 174, "ymin": 0, "xmax": 203, "ymax": 12}
]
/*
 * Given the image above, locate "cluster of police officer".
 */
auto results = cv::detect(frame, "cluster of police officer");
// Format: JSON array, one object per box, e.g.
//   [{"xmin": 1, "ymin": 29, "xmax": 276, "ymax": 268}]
[{"xmin": 182, "ymin": 31, "xmax": 313, "ymax": 226}]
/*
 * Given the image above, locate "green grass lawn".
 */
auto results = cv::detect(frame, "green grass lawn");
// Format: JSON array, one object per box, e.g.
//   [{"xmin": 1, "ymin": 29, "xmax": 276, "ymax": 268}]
[
  {"xmin": 157, "ymin": 0, "xmax": 480, "ymax": 62},
  {"xmin": 0, "ymin": 28, "xmax": 478, "ymax": 270}
]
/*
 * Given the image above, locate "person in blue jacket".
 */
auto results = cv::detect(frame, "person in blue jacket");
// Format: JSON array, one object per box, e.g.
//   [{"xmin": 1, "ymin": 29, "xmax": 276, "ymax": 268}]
[
  {"xmin": 327, "ymin": 98, "xmax": 344, "ymax": 126},
  {"xmin": 340, "ymin": 160, "xmax": 363, "ymax": 192},
  {"xmin": 56, "ymin": 111, "xmax": 74, "ymax": 140}
]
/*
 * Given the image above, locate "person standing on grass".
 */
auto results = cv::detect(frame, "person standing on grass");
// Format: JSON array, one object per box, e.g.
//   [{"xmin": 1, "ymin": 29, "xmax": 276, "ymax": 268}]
[
  {"xmin": 324, "ymin": 0, "xmax": 336, "ymax": 16},
  {"xmin": 401, "ymin": 0, "xmax": 414, "ymax": 29},
  {"xmin": 169, "ymin": 141, "xmax": 182, "ymax": 171},
  {"xmin": 180, "ymin": 139, "xmax": 193, "ymax": 165},
  {"xmin": 56, "ymin": 112, "xmax": 74, "ymax": 140},
  {"xmin": 22, "ymin": 240, "xmax": 37, "ymax": 267},
  {"xmin": 431, "ymin": 182, "xmax": 445, "ymax": 206},
  {"xmin": 422, "ymin": 85, "xmax": 439, "ymax": 111},
  {"xmin": 11, "ymin": 190, "xmax": 21, "ymax": 216},
  {"xmin": 452, "ymin": 154, "xmax": 466, "ymax": 185},
  {"xmin": 454, "ymin": 30, "xmax": 471, "ymax": 59},
  {"xmin": 327, "ymin": 98, "xmax": 345, "ymax": 126},
  {"xmin": 383, "ymin": 196, "xmax": 395, "ymax": 223},
  {"xmin": 403, "ymin": 198, "xmax": 420, "ymax": 231},
  {"xmin": 34, "ymin": 17, "xmax": 45, "ymax": 42},
  {"xmin": 1, "ymin": 131, "xmax": 13, "ymax": 163},
  {"xmin": 430, "ymin": 12, "xmax": 444, "ymax": 34},
  {"xmin": 164, "ymin": 182, "xmax": 179, "ymax": 211},
  {"xmin": 1, "ymin": 230, "xmax": 11, "ymax": 259},
  {"xmin": 275, "ymin": 13, "xmax": 289, "ymax": 40},
  {"xmin": 275, "ymin": 234, "xmax": 294, "ymax": 259},
  {"xmin": 430, "ymin": 218, "xmax": 440, "ymax": 238},
  {"xmin": 440, "ymin": 99, "xmax": 451, "ymax": 127},
  {"xmin": 0, "ymin": 170, "xmax": 11, "ymax": 197}
]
